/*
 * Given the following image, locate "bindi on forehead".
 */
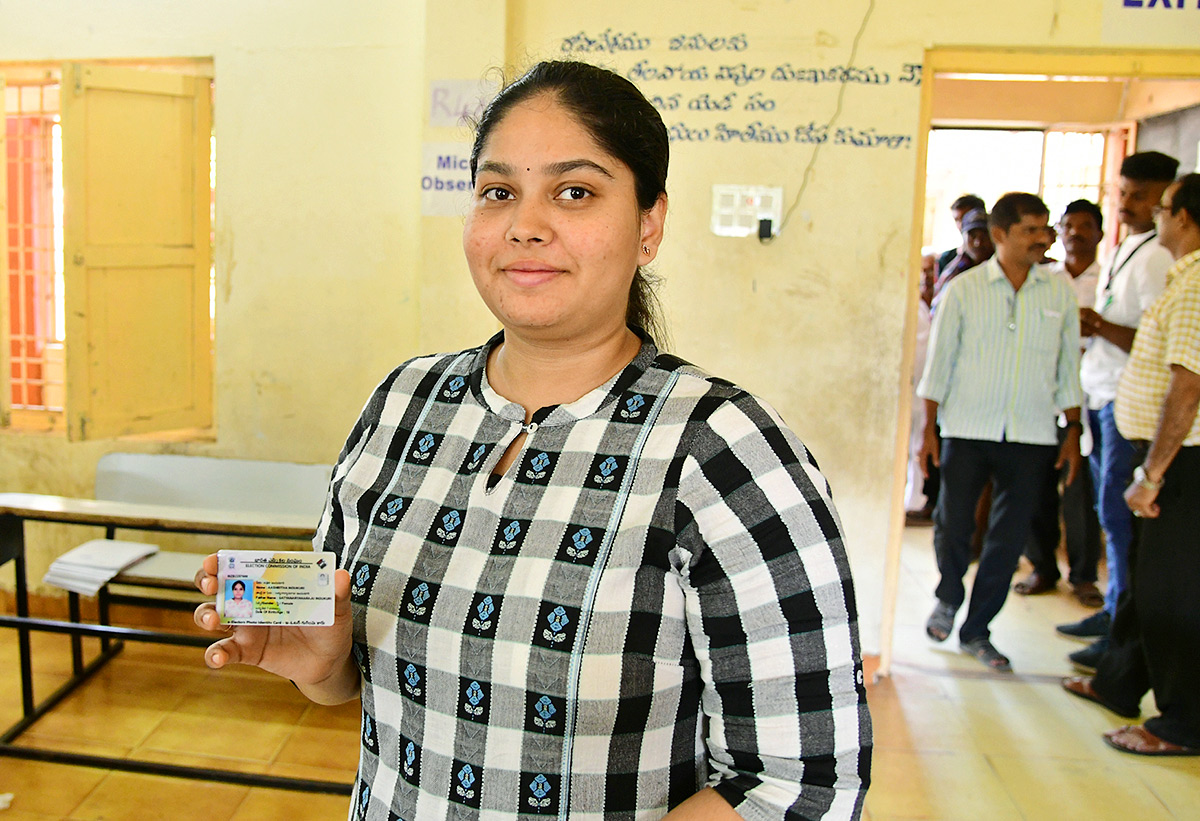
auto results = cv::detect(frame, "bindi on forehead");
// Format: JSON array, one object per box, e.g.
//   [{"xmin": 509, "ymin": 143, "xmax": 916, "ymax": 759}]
[{"xmin": 476, "ymin": 158, "xmax": 615, "ymax": 179}]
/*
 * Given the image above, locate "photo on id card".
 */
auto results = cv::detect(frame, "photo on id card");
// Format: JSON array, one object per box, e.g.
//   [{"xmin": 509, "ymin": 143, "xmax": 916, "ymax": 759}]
[{"xmin": 217, "ymin": 550, "xmax": 336, "ymax": 626}]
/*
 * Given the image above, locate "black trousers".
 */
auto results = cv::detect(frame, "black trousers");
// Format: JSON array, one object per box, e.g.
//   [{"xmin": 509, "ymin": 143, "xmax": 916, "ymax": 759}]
[
  {"xmin": 1025, "ymin": 427, "xmax": 1101, "ymax": 585},
  {"xmin": 1095, "ymin": 445, "xmax": 1200, "ymax": 745},
  {"xmin": 1092, "ymin": 575, "xmax": 1149, "ymax": 717},
  {"xmin": 933, "ymin": 438, "xmax": 1057, "ymax": 642},
  {"xmin": 1137, "ymin": 446, "xmax": 1200, "ymax": 747}
]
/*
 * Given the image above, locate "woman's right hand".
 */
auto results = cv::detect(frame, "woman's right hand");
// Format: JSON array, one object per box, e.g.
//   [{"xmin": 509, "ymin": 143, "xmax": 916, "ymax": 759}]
[{"xmin": 193, "ymin": 553, "xmax": 359, "ymax": 702}]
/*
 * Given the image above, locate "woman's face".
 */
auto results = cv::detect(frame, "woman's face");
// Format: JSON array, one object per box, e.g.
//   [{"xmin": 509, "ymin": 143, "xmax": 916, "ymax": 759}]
[
  {"xmin": 463, "ymin": 94, "xmax": 665, "ymax": 343},
  {"xmin": 232, "ymin": 583, "xmax": 244, "ymax": 600}
]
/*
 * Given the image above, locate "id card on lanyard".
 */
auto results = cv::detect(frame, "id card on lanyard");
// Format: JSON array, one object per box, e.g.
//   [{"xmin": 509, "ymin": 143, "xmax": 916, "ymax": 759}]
[{"xmin": 1100, "ymin": 231, "xmax": 1157, "ymax": 313}]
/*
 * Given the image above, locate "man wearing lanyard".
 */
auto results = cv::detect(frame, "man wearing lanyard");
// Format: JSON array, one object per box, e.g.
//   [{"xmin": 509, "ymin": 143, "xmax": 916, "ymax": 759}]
[
  {"xmin": 918, "ymin": 192, "xmax": 1083, "ymax": 672},
  {"xmin": 1057, "ymin": 152, "xmax": 1178, "ymax": 672}
]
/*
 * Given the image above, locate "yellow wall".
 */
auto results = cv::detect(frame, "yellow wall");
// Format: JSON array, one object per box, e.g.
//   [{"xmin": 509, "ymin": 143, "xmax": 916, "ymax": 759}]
[
  {"xmin": 0, "ymin": 0, "xmax": 427, "ymax": 588},
  {"xmin": 0, "ymin": 0, "xmax": 1189, "ymax": 652}
]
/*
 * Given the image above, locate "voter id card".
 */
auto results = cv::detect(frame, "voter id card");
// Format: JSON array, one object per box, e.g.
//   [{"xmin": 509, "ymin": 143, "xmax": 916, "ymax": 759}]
[{"xmin": 217, "ymin": 550, "xmax": 336, "ymax": 626}]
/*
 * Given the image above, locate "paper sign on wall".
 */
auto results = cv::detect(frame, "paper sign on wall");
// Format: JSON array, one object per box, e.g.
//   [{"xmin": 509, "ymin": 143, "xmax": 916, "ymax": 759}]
[
  {"xmin": 421, "ymin": 142, "xmax": 472, "ymax": 218},
  {"xmin": 429, "ymin": 79, "xmax": 493, "ymax": 129}
]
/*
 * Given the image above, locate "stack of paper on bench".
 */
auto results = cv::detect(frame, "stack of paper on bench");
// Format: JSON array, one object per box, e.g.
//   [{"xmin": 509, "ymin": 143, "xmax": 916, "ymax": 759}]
[{"xmin": 43, "ymin": 540, "xmax": 159, "ymax": 596}]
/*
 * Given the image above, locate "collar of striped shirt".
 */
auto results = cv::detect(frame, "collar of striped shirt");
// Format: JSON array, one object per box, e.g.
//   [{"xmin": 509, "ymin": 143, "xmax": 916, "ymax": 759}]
[{"xmin": 983, "ymin": 256, "xmax": 1054, "ymax": 288}]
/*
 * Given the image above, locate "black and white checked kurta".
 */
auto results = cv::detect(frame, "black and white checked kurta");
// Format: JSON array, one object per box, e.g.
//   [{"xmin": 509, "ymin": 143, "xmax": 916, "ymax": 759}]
[{"xmin": 315, "ymin": 334, "xmax": 871, "ymax": 820}]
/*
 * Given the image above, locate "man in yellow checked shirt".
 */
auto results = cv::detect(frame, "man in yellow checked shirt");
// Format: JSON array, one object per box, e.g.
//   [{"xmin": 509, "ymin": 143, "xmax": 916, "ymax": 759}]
[{"xmin": 1065, "ymin": 173, "xmax": 1200, "ymax": 757}]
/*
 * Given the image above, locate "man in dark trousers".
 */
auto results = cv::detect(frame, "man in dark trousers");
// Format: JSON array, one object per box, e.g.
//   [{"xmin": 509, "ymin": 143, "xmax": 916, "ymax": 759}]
[
  {"xmin": 1062, "ymin": 173, "xmax": 1200, "ymax": 756},
  {"xmin": 1055, "ymin": 152, "xmax": 1177, "ymax": 669},
  {"xmin": 1016, "ymin": 200, "xmax": 1105, "ymax": 605},
  {"xmin": 918, "ymin": 192, "xmax": 1083, "ymax": 672}
]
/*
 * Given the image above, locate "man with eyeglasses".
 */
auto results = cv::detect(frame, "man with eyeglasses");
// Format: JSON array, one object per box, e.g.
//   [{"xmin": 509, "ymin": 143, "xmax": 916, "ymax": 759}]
[
  {"xmin": 1057, "ymin": 152, "xmax": 1178, "ymax": 673},
  {"xmin": 1064, "ymin": 173, "xmax": 1200, "ymax": 757}
]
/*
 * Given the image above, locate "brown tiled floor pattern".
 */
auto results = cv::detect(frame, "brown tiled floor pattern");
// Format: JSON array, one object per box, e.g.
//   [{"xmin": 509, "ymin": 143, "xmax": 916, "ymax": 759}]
[
  {"xmin": 1, "ymin": 630, "xmax": 358, "ymax": 820},
  {"xmin": 2, "ymin": 526, "xmax": 1199, "ymax": 818}
]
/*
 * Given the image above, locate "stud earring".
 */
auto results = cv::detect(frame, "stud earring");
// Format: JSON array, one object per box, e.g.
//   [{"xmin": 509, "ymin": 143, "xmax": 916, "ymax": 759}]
[{"xmin": 642, "ymin": 244, "xmax": 651, "ymax": 256}]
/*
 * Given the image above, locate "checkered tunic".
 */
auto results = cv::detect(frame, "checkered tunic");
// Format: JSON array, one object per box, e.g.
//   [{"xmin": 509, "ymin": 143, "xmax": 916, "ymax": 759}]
[{"xmin": 315, "ymin": 335, "xmax": 871, "ymax": 821}]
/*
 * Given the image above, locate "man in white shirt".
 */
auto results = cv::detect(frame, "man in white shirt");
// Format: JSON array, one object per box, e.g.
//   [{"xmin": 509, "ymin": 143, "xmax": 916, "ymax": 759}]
[
  {"xmin": 905, "ymin": 251, "xmax": 938, "ymax": 522},
  {"xmin": 1017, "ymin": 200, "xmax": 1104, "ymax": 605},
  {"xmin": 1057, "ymin": 200, "xmax": 1104, "ymax": 307},
  {"xmin": 1057, "ymin": 152, "xmax": 1178, "ymax": 668}
]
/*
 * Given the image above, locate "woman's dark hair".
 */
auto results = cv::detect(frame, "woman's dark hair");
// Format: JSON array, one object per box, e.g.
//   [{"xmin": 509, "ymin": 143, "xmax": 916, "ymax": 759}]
[
  {"xmin": 470, "ymin": 60, "xmax": 670, "ymax": 343},
  {"xmin": 232, "ymin": 580, "xmax": 246, "ymax": 591}
]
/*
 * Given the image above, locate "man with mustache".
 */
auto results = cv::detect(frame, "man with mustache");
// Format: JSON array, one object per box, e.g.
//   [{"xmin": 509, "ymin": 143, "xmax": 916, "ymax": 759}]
[
  {"xmin": 1066, "ymin": 173, "xmax": 1200, "ymax": 757},
  {"xmin": 1057, "ymin": 152, "xmax": 1177, "ymax": 672},
  {"xmin": 918, "ymin": 192, "xmax": 1084, "ymax": 672}
]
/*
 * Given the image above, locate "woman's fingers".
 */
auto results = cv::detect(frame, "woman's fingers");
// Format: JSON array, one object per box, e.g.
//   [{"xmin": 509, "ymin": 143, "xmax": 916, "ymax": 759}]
[
  {"xmin": 196, "ymin": 573, "xmax": 217, "ymax": 596},
  {"xmin": 197, "ymin": 564, "xmax": 351, "ymax": 679},
  {"xmin": 193, "ymin": 601, "xmax": 229, "ymax": 633},
  {"xmin": 204, "ymin": 635, "xmax": 245, "ymax": 670},
  {"xmin": 194, "ymin": 552, "xmax": 220, "ymax": 594},
  {"xmin": 334, "ymin": 568, "xmax": 351, "ymax": 608},
  {"xmin": 203, "ymin": 626, "xmax": 268, "ymax": 671},
  {"xmin": 196, "ymin": 553, "xmax": 233, "ymax": 670}
]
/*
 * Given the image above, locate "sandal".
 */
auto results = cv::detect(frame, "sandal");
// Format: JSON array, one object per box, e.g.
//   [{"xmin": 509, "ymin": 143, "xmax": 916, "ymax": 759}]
[
  {"xmin": 925, "ymin": 601, "xmax": 957, "ymax": 642},
  {"xmin": 961, "ymin": 637, "xmax": 1012, "ymax": 672},
  {"xmin": 1061, "ymin": 676, "xmax": 1140, "ymax": 719},
  {"xmin": 1104, "ymin": 725, "xmax": 1200, "ymax": 756}
]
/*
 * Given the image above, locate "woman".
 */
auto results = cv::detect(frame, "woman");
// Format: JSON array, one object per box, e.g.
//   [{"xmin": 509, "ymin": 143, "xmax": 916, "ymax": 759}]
[
  {"xmin": 223, "ymin": 579, "xmax": 254, "ymax": 620},
  {"xmin": 195, "ymin": 60, "xmax": 870, "ymax": 820}
]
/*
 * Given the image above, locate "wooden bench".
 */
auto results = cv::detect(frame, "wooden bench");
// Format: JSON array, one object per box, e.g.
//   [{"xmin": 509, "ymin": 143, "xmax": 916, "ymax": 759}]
[{"xmin": 88, "ymin": 452, "xmax": 332, "ymax": 602}]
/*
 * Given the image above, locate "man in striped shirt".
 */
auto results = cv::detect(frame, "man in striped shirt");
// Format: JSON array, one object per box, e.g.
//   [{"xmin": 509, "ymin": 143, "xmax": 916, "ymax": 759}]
[{"xmin": 917, "ymin": 192, "xmax": 1085, "ymax": 672}]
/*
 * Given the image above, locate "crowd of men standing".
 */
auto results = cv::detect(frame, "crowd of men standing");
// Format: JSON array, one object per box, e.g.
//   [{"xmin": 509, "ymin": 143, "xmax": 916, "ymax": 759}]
[{"xmin": 909, "ymin": 151, "xmax": 1200, "ymax": 757}]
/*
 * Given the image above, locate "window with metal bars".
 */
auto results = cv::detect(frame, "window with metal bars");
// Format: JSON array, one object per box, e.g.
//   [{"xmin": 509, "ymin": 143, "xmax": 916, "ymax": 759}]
[
  {"xmin": 3, "ymin": 61, "xmax": 214, "ymax": 438},
  {"xmin": 5, "ymin": 80, "xmax": 63, "ymax": 412}
]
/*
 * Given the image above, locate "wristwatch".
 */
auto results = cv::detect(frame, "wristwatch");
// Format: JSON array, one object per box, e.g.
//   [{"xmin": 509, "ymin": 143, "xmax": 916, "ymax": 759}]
[{"xmin": 1132, "ymin": 465, "xmax": 1162, "ymax": 492}]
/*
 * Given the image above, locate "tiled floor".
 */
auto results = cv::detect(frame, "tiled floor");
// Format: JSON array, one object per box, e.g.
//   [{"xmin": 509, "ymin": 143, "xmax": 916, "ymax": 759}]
[
  {"xmin": 0, "ymin": 628, "xmax": 359, "ymax": 820},
  {"xmin": 2, "ymin": 526, "xmax": 1198, "ymax": 819},
  {"xmin": 865, "ymin": 525, "xmax": 1200, "ymax": 820}
]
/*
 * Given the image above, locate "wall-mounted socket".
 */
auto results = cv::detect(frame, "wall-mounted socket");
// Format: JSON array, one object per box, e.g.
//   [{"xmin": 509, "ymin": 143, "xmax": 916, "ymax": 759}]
[{"xmin": 711, "ymin": 185, "xmax": 784, "ymax": 237}]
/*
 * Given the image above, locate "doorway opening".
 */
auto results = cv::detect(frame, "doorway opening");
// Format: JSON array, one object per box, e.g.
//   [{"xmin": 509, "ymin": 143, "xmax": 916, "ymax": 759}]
[{"xmin": 881, "ymin": 48, "xmax": 1200, "ymax": 677}]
